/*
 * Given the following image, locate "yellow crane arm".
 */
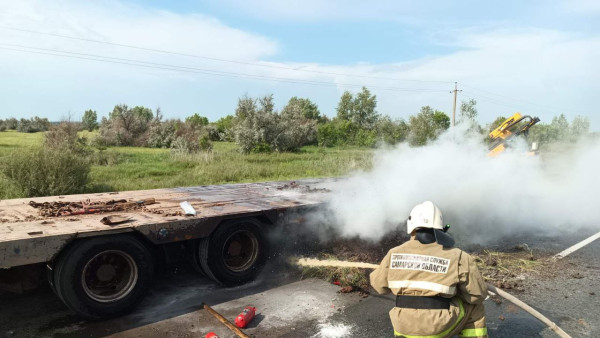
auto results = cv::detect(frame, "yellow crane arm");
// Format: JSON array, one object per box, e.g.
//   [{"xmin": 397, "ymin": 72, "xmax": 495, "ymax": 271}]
[{"xmin": 488, "ymin": 113, "xmax": 540, "ymax": 156}]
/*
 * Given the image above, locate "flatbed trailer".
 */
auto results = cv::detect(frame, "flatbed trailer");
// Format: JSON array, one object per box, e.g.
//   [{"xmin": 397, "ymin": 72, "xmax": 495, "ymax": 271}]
[{"xmin": 0, "ymin": 179, "xmax": 333, "ymax": 319}]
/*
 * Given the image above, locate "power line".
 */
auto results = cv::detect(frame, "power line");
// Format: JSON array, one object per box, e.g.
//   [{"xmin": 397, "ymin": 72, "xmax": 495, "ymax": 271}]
[
  {"xmin": 462, "ymin": 83, "xmax": 551, "ymax": 109},
  {"xmin": 461, "ymin": 83, "xmax": 580, "ymax": 115},
  {"xmin": 462, "ymin": 90, "xmax": 567, "ymax": 116},
  {"xmin": 0, "ymin": 45, "xmax": 450, "ymax": 93},
  {"xmin": 0, "ymin": 26, "xmax": 454, "ymax": 84}
]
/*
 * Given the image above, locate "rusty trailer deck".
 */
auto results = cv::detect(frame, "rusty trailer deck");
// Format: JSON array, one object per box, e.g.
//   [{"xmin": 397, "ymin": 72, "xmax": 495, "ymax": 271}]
[{"xmin": 0, "ymin": 179, "xmax": 333, "ymax": 269}]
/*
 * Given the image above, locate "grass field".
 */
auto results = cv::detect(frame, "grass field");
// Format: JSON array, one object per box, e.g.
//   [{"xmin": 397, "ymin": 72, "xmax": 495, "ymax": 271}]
[{"xmin": 0, "ymin": 131, "xmax": 373, "ymax": 197}]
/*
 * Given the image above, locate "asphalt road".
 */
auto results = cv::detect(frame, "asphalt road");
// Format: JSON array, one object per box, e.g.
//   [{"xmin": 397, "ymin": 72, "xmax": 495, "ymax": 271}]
[{"xmin": 0, "ymin": 230, "xmax": 598, "ymax": 337}]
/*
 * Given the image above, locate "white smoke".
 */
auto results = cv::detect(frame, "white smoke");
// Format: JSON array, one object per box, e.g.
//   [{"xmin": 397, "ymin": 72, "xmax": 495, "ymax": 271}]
[{"xmin": 326, "ymin": 128, "xmax": 600, "ymax": 243}]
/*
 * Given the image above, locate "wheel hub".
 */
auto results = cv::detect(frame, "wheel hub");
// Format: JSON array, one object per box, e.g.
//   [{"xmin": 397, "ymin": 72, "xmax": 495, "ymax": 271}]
[
  {"xmin": 222, "ymin": 230, "xmax": 259, "ymax": 273},
  {"xmin": 96, "ymin": 264, "xmax": 116, "ymax": 282},
  {"xmin": 227, "ymin": 241, "xmax": 242, "ymax": 256},
  {"xmin": 81, "ymin": 250, "xmax": 138, "ymax": 303}
]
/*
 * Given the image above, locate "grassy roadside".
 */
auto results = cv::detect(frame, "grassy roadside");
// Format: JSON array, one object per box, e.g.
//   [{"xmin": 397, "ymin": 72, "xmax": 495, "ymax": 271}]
[
  {"xmin": 0, "ymin": 131, "xmax": 373, "ymax": 197},
  {"xmin": 0, "ymin": 130, "xmax": 44, "ymax": 157}
]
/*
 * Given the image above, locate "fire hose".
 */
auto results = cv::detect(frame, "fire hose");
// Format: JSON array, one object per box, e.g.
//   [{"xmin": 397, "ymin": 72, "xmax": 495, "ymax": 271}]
[
  {"xmin": 485, "ymin": 283, "xmax": 570, "ymax": 338},
  {"xmin": 296, "ymin": 258, "xmax": 571, "ymax": 338}
]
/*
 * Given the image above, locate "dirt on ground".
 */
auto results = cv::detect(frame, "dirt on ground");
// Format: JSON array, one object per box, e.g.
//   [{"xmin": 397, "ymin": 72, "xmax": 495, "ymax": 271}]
[
  {"xmin": 294, "ymin": 233, "xmax": 567, "ymax": 298},
  {"xmin": 473, "ymin": 248, "xmax": 547, "ymax": 292}
]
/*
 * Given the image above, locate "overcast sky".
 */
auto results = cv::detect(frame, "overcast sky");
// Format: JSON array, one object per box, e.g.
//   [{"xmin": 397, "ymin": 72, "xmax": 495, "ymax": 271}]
[{"xmin": 1, "ymin": 0, "xmax": 599, "ymax": 128}]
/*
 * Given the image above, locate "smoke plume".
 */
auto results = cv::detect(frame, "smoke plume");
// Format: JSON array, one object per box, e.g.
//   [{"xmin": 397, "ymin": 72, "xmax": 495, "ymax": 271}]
[{"xmin": 325, "ymin": 128, "xmax": 600, "ymax": 243}]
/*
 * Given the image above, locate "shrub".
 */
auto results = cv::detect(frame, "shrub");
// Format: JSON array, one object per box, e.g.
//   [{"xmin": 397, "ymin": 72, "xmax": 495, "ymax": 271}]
[
  {"xmin": 96, "ymin": 105, "xmax": 153, "ymax": 146},
  {"xmin": 233, "ymin": 94, "xmax": 317, "ymax": 153},
  {"xmin": 354, "ymin": 128, "xmax": 377, "ymax": 147},
  {"xmin": 198, "ymin": 134, "xmax": 213, "ymax": 152},
  {"xmin": 0, "ymin": 121, "xmax": 6, "ymax": 132},
  {"xmin": 89, "ymin": 147, "xmax": 121, "ymax": 166},
  {"xmin": 251, "ymin": 142, "xmax": 272, "ymax": 153},
  {"xmin": 204, "ymin": 124, "xmax": 221, "ymax": 141},
  {"xmin": 185, "ymin": 113, "xmax": 209, "ymax": 129},
  {"xmin": 317, "ymin": 120, "xmax": 359, "ymax": 147},
  {"xmin": 0, "ymin": 175, "xmax": 22, "ymax": 199},
  {"xmin": 17, "ymin": 117, "xmax": 51, "ymax": 133},
  {"xmin": 214, "ymin": 115, "xmax": 234, "ymax": 141},
  {"xmin": 169, "ymin": 124, "xmax": 213, "ymax": 154},
  {"xmin": 233, "ymin": 95, "xmax": 278, "ymax": 153},
  {"xmin": 147, "ymin": 120, "xmax": 179, "ymax": 148},
  {"xmin": 44, "ymin": 122, "xmax": 89, "ymax": 154},
  {"xmin": 5, "ymin": 118, "xmax": 18, "ymax": 130},
  {"xmin": 1, "ymin": 148, "xmax": 90, "ymax": 197},
  {"xmin": 317, "ymin": 121, "xmax": 342, "ymax": 147},
  {"xmin": 170, "ymin": 136, "xmax": 199, "ymax": 154},
  {"xmin": 375, "ymin": 116, "xmax": 409, "ymax": 145},
  {"xmin": 276, "ymin": 99, "xmax": 317, "ymax": 151}
]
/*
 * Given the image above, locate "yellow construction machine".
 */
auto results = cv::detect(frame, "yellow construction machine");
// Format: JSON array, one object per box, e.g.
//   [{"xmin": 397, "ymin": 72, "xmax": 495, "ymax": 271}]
[{"xmin": 488, "ymin": 113, "xmax": 540, "ymax": 156}]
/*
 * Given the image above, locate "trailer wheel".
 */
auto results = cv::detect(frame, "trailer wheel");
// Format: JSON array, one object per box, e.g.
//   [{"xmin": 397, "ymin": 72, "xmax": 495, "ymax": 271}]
[
  {"xmin": 198, "ymin": 219, "xmax": 269, "ymax": 286},
  {"xmin": 190, "ymin": 239, "xmax": 206, "ymax": 276},
  {"xmin": 52, "ymin": 235, "xmax": 154, "ymax": 320},
  {"xmin": 47, "ymin": 265, "xmax": 57, "ymax": 296}
]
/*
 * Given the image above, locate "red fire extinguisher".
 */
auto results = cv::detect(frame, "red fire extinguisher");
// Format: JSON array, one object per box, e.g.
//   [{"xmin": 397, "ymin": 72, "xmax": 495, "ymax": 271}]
[
  {"xmin": 234, "ymin": 306, "xmax": 256, "ymax": 328},
  {"xmin": 205, "ymin": 332, "xmax": 219, "ymax": 338}
]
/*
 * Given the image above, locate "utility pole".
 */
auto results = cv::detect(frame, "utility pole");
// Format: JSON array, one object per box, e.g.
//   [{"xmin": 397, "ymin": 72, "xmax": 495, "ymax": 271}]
[{"xmin": 451, "ymin": 82, "xmax": 462, "ymax": 127}]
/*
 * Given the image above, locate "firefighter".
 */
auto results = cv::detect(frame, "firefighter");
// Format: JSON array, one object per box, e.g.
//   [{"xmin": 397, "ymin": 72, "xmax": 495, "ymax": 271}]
[{"xmin": 370, "ymin": 201, "xmax": 488, "ymax": 338}]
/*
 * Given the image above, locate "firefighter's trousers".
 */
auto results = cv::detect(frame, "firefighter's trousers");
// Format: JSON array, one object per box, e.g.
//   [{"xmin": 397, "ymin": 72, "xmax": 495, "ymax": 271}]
[{"xmin": 393, "ymin": 299, "xmax": 487, "ymax": 338}]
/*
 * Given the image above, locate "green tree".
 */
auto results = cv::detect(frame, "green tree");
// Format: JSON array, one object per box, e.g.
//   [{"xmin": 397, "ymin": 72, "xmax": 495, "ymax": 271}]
[
  {"xmin": 352, "ymin": 86, "xmax": 379, "ymax": 128},
  {"xmin": 335, "ymin": 87, "xmax": 379, "ymax": 128},
  {"xmin": 527, "ymin": 114, "xmax": 590, "ymax": 147},
  {"xmin": 433, "ymin": 111, "xmax": 451, "ymax": 131},
  {"xmin": 154, "ymin": 106, "xmax": 163, "ymax": 122},
  {"xmin": 130, "ymin": 106, "xmax": 153, "ymax": 123},
  {"xmin": 527, "ymin": 123, "xmax": 556, "ymax": 146},
  {"xmin": 459, "ymin": 99, "xmax": 478, "ymax": 122},
  {"xmin": 408, "ymin": 106, "xmax": 450, "ymax": 146},
  {"xmin": 82, "ymin": 109, "xmax": 98, "ymax": 131},
  {"xmin": 186, "ymin": 113, "xmax": 209, "ymax": 129},
  {"xmin": 375, "ymin": 116, "xmax": 409, "ymax": 145},
  {"xmin": 336, "ymin": 91, "xmax": 354, "ymax": 121},
  {"xmin": 569, "ymin": 115, "xmax": 590, "ymax": 141},
  {"xmin": 283, "ymin": 97, "xmax": 321, "ymax": 121},
  {"xmin": 550, "ymin": 114, "xmax": 569, "ymax": 141}
]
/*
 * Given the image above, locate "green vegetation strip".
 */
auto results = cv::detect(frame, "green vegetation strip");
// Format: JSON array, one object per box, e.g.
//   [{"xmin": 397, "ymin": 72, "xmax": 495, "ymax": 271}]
[{"xmin": 0, "ymin": 131, "xmax": 373, "ymax": 198}]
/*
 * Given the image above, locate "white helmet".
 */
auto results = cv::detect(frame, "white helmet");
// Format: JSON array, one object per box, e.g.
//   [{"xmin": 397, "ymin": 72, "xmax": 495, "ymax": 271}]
[
  {"xmin": 407, "ymin": 201, "xmax": 443, "ymax": 234},
  {"xmin": 407, "ymin": 201, "xmax": 454, "ymax": 247}
]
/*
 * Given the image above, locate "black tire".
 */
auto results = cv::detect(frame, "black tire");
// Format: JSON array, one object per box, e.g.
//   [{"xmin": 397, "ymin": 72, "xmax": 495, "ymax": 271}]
[
  {"xmin": 46, "ymin": 264, "xmax": 58, "ymax": 296},
  {"xmin": 52, "ymin": 235, "xmax": 154, "ymax": 320},
  {"xmin": 198, "ymin": 218, "xmax": 269, "ymax": 286},
  {"xmin": 189, "ymin": 239, "xmax": 206, "ymax": 276}
]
